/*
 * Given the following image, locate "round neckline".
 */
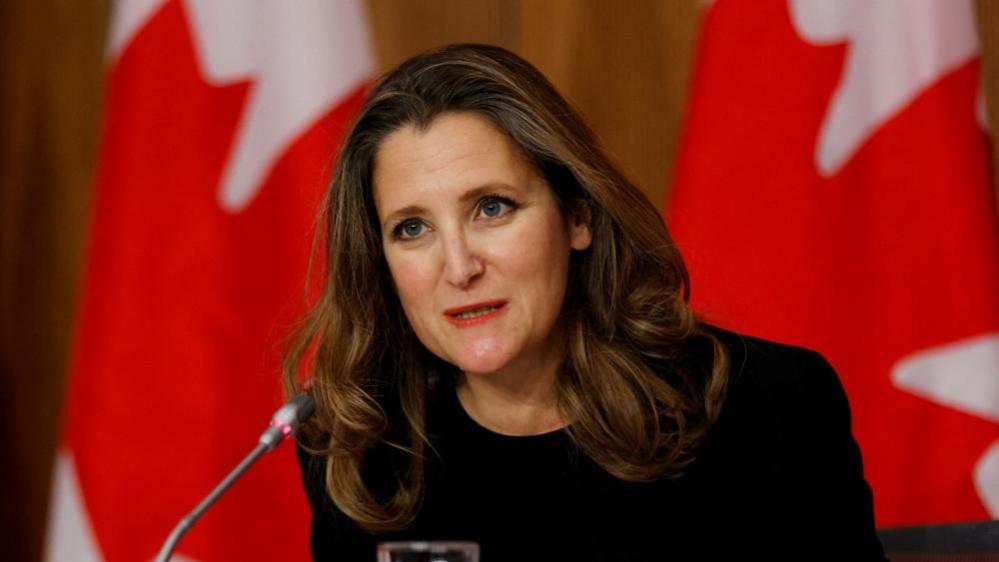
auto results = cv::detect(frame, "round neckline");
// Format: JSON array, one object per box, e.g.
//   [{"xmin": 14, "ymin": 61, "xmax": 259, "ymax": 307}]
[{"xmin": 446, "ymin": 386, "xmax": 569, "ymax": 443}]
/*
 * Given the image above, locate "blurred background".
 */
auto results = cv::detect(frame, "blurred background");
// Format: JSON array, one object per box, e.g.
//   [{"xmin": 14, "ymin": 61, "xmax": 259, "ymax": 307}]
[{"xmin": 2, "ymin": 1, "xmax": 999, "ymax": 561}]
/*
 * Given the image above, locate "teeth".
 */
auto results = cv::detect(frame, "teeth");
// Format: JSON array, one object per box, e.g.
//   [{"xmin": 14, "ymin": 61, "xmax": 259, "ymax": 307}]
[{"xmin": 454, "ymin": 305, "xmax": 500, "ymax": 319}]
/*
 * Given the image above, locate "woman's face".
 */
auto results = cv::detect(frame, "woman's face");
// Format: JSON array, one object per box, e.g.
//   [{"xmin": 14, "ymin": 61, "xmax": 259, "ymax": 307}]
[{"xmin": 372, "ymin": 112, "xmax": 591, "ymax": 378}]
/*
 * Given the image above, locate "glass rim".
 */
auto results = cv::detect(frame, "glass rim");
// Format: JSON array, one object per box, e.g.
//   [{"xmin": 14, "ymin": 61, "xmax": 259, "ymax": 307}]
[{"xmin": 376, "ymin": 541, "xmax": 480, "ymax": 553}]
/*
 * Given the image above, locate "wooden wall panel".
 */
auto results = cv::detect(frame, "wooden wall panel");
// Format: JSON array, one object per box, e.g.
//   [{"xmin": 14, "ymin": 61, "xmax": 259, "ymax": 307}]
[
  {"xmin": 519, "ymin": 0, "xmax": 700, "ymax": 207},
  {"xmin": 977, "ymin": 0, "xmax": 999, "ymax": 209},
  {"xmin": 367, "ymin": 0, "xmax": 512, "ymax": 72},
  {"xmin": 367, "ymin": 0, "xmax": 700, "ymax": 207},
  {"xmin": 0, "ymin": 1, "xmax": 107, "ymax": 560}
]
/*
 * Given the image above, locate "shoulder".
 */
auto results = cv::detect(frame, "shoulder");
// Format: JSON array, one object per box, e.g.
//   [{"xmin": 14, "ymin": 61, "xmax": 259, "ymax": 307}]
[
  {"xmin": 707, "ymin": 323, "xmax": 833, "ymax": 384},
  {"xmin": 703, "ymin": 323, "xmax": 847, "ymax": 424},
  {"xmin": 701, "ymin": 323, "xmax": 859, "ymax": 472},
  {"xmin": 695, "ymin": 324, "xmax": 885, "ymax": 559}
]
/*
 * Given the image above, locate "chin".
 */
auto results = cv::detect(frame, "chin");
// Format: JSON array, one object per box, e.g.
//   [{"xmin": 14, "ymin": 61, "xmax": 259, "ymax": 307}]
[
  {"xmin": 451, "ymin": 347, "xmax": 518, "ymax": 376},
  {"xmin": 454, "ymin": 357, "xmax": 511, "ymax": 376}
]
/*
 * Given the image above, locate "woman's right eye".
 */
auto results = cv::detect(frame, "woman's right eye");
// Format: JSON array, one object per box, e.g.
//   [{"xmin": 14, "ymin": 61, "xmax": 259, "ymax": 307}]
[{"xmin": 395, "ymin": 219, "xmax": 426, "ymax": 240}]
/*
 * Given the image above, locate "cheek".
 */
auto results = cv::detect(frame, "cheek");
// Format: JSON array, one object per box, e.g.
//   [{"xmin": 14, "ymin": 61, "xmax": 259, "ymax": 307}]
[
  {"xmin": 386, "ymin": 253, "xmax": 436, "ymax": 315},
  {"xmin": 494, "ymin": 219, "xmax": 570, "ymax": 308},
  {"xmin": 495, "ymin": 220, "xmax": 572, "ymax": 290}
]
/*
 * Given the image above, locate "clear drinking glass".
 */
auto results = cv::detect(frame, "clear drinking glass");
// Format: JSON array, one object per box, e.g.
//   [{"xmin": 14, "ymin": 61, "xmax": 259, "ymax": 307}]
[{"xmin": 376, "ymin": 541, "xmax": 480, "ymax": 562}]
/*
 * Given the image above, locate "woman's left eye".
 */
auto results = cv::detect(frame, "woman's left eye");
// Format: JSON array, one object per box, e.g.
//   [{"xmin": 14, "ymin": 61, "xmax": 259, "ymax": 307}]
[{"xmin": 477, "ymin": 196, "xmax": 514, "ymax": 219}]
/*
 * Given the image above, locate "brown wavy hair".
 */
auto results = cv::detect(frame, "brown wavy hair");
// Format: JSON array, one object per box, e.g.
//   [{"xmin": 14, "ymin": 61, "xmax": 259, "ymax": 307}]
[{"xmin": 283, "ymin": 43, "xmax": 729, "ymax": 531}]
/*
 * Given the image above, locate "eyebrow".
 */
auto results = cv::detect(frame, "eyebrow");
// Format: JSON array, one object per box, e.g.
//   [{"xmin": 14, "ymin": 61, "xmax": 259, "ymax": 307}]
[{"xmin": 380, "ymin": 183, "xmax": 519, "ymax": 230}]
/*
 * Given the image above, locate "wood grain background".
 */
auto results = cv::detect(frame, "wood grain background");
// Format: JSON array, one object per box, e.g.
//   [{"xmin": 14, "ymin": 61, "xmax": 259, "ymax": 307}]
[{"xmin": 1, "ymin": 2, "xmax": 996, "ymax": 559}]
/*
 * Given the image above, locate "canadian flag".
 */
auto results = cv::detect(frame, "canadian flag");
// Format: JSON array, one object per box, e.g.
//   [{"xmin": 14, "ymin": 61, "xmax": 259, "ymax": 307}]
[
  {"xmin": 45, "ymin": 1, "xmax": 372, "ymax": 560},
  {"xmin": 669, "ymin": 0, "xmax": 999, "ymax": 526}
]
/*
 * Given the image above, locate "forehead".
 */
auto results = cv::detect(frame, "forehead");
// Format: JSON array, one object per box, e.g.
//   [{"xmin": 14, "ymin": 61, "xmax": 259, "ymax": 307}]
[{"xmin": 371, "ymin": 112, "xmax": 538, "ymax": 213}]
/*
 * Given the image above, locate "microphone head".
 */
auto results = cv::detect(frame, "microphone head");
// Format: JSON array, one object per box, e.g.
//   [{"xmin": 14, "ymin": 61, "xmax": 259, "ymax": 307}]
[
  {"xmin": 260, "ymin": 393, "xmax": 316, "ymax": 450},
  {"xmin": 286, "ymin": 393, "xmax": 316, "ymax": 423}
]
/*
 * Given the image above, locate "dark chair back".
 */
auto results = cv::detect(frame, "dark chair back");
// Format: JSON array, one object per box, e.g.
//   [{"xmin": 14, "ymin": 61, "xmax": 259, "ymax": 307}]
[{"xmin": 879, "ymin": 520, "xmax": 999, "ymax": 561}]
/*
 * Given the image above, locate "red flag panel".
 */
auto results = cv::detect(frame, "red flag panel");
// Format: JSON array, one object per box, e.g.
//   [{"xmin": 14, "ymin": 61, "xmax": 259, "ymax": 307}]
[
  {"xmin": 51, "ymin": 1, "xmax": 370, "ymax": 559},
  {"xmin": 669, "ymin": 0, "xmax": 999, "ymax": 526}
]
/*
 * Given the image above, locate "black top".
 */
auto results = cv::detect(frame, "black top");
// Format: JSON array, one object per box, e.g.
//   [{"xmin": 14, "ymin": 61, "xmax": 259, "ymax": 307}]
[{"xmin": 296, "ymin": 328, "xmax": 886, "ymax": 561}]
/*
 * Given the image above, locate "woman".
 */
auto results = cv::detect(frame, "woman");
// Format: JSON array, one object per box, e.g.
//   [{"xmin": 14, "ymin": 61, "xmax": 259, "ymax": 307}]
[{"xmin": 286, "ymin": 44, "xmax": 885, "ymax": 561}]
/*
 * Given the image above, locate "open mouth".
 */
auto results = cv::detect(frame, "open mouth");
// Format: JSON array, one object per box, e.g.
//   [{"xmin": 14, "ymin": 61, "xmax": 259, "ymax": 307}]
[
  {"xmin": 451, "ymin": 304, "xmax": 503, "ymax": 319},
  {"xmin": 444, "ymin": 300, "xmax": 508, "ymax": 324}
]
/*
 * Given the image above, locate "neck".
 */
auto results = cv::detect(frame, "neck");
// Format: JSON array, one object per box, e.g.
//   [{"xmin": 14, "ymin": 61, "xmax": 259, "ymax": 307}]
[{"xmin": 456, "ymin": 347, "xmax": 567, "ymax": 436}]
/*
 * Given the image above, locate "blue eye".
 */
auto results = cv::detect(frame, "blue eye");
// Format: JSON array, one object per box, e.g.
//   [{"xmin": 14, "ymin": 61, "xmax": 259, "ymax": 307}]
[
  {"xmin": 478, "ymin": 196, "xmax": 514, "ymax": 218},
  {"xmin": 482, "ymin": 201, "xmax": 503, "ymax": 217},
  {"xmin": 396, "ymin": 219, "xmax": 426, "ymax": 239}
]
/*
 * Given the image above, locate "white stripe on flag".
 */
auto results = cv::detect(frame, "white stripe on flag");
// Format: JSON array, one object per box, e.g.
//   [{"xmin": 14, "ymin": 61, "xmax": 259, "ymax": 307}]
[{"xmin": 44, "ymin": 451, "xmax": 103, "ymax": 562}]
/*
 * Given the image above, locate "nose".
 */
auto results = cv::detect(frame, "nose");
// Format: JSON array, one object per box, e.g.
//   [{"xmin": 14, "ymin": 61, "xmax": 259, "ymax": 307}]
[{"xmin": 441, "ymin": 230, "xmax": 484, "ymax": 288}]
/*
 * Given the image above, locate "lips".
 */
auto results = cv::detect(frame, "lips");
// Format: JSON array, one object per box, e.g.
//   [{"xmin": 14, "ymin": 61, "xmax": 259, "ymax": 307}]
[{"xmin": 444, "ymin": 300, "xmax": 508, "ymax": 327}]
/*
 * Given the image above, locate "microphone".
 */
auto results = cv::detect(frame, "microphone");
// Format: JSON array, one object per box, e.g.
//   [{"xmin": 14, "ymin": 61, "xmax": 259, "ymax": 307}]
[
  {"xmin": 155, "ymin": 393, "xmax": 317, "ymax": 562},
  {"xmin": 259, "ymin": 393, "xmax": 317, "ymax": 451}
]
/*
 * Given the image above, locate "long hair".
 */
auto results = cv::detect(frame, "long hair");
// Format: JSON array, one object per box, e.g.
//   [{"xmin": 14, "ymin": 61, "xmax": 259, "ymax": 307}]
[{"xmin": 283, "ymin": 43, "xmax": 729, "ymax": 531}]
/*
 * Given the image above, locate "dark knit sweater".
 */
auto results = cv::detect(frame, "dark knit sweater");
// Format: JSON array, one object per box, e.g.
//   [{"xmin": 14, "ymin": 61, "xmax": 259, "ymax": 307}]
[{"xmin": 296, "ymin": 328, "xmax": 886, "ymax": 561}]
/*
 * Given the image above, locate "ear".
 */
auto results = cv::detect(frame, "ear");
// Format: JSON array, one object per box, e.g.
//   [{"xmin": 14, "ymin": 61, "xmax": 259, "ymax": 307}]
[{"xmin": 568, "ymin": 201, "xmax": 592, "ymax": 251}]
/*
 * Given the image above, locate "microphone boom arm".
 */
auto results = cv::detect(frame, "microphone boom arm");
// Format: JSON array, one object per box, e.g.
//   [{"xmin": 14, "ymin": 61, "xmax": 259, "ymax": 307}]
[{"xmin": 155, "ymin": 393, "xmax": 316, "ymax": 562}]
